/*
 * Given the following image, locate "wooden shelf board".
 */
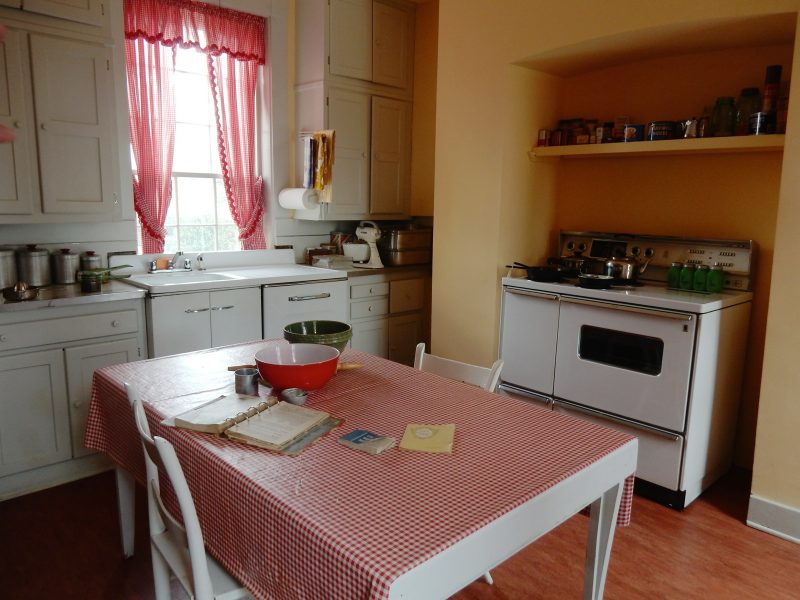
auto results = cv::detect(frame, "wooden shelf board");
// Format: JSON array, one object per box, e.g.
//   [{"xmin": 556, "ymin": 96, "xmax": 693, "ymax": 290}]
[{"xmin": 529, "ymin": 135, "xmax": 785, "ymax": 159}]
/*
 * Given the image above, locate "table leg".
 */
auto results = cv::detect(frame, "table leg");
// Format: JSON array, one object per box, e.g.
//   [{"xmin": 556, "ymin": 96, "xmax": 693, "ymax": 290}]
[
  {"xmin": 583, "ymin": 482, "xmax": 623, "ymax": 600},
  {"xmin": 115, "ymin": 467, "xmax": 136, "ymax": 558}
]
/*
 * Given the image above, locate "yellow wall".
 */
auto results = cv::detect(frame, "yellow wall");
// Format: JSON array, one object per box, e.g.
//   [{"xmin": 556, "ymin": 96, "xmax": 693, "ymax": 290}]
[
  {"xmin": 410, "ymin": 0, "xmax": 438, "ymax": 217},
  {"xmin": 434, "ymin": 0, "xmax": 800, "ymax": 510}
]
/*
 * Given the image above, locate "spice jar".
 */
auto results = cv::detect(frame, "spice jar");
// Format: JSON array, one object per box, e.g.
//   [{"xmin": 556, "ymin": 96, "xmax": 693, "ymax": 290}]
[
  {"xmin": 693, "ymin": 265, "xmax": 709, "ymax": 292},
  {"xmin": 735, "ymin": 88, "xmax": 761, "ymax": 135},
  {"xmin": 711, "ymin": 97, "xmax": 736, "ymax": 137},
  {"xmin": 667, "ymin": 262, "xmax": 683, "ymax": 289},
  {"xmin": 679, "ymin": 263, "xmax": 696, "ymax": 290},
  {"xmin": 706, "ymin": 264, "xmax": 725, "ymax": 293}
]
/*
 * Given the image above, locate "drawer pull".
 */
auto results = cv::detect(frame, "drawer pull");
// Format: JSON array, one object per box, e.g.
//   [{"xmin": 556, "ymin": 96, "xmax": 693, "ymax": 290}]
[
  {"xmin": 0, "ymin": 334, "xmax": 6, "ymax": 342},
  {"xmin": 211, "ymin": 305, "xmax": 235, "ymax": 311},
  {"xmin": 111, "ymin": 320, "xmax": 120, "ymax": 327},
  {"xmin": 289, "ymin": 292, "xmax": 331, "ymax": 302},
  {"xmin": 185, "ymin": 308, "xmax": 210, "ymax": 313}
]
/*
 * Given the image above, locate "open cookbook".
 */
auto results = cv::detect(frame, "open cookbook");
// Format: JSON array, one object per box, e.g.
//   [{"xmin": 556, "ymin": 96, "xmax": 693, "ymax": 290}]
[{"xmin": 169, "ymin": 393, "xmax": 334, "ymax": 452}]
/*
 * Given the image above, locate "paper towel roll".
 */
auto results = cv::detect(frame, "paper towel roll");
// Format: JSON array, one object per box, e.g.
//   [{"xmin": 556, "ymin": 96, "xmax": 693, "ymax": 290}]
[{"xmin": 279, "ymin": 188, "xmax": 319, "ymax": 210}]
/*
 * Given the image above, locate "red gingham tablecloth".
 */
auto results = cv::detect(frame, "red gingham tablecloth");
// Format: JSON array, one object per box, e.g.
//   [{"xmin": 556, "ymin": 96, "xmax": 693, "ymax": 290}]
[{"xmin": 85, "ymin": 341, "xmax": 635, "ymax": 600}]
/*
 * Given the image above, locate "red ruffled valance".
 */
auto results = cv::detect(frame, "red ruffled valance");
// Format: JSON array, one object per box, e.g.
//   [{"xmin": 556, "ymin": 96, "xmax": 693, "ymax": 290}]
[{"xmin": 123, "ymin": 0, "xmax": 265, "ymax": 64}]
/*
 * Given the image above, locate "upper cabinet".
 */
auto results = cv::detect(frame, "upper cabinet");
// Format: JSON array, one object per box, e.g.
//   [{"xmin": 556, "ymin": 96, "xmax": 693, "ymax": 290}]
[
  {"xmin": 0, "ymin": 7, "xmax": 120, "ymax": 223},
  {"xmin": 293, "ymin": 0, "xmax": 415, "ymax": 221},
  {"xmin": 17, "ymin": 0, "xmax": 106, "ymax": 27}
]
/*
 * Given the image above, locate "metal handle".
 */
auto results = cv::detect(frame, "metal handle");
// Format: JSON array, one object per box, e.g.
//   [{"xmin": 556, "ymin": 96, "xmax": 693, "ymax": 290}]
[
  {"xmin": 560, "ymin": 296, "xmax": 693, "ymax": 321},
  {"xmin": 505, "ymin": 287, "xmax": 559, "ymax": 301},
  {"xmin": 288, "ymin": 292, "xmax": 331, "ymax": 302},
  {"xmin": 553, "ymin": 399, "xmax": 682, "ymax": 441},
  {"xmin": 184, "ymin": 307, "xmax": 210, "ymax": 313},
  {"xmin": 210, "ymin": 305, "xmax": 235, "ymax": 311}
]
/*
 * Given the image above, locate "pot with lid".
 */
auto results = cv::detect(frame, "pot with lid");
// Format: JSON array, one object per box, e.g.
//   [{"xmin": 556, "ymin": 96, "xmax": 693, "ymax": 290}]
[
  {"xmin": 16, "ymin": 245, "xmax": 51, "ymax": 286},
  {"xmin": 604, "ymin": 255, "xmax": 650, "ymax": 282},
  {"xmin": 547, "ymin": 251, "xmax": 606, "ymax": 275}
]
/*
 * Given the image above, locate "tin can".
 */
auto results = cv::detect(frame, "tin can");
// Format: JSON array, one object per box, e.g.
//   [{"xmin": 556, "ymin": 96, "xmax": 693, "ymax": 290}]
[
  {"xmin": 749, "ymin": 111, "xmax": 772, "ymax": 135},
  {"xmin": 623, "ymin": 124, "xmax": 644, "ymax": 142},
  {"xmin": 537, "ymin": 129, "xmax": 549, "ymax": 147},
  {"xmin": 647, "ymin": 121, "xmax": 674, "ymax": 141}
]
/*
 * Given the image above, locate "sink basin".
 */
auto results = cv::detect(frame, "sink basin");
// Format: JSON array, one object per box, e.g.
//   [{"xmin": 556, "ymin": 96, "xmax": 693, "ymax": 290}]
[{"xmin": 125, "ymin": 271, "xmax": 245, "ymax": 293}]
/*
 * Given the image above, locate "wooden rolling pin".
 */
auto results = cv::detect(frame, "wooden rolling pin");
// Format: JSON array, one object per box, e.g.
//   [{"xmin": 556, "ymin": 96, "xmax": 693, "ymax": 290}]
[{"xmin": 227, "ymin": 362, "xmax": 362, "ymax": 372}]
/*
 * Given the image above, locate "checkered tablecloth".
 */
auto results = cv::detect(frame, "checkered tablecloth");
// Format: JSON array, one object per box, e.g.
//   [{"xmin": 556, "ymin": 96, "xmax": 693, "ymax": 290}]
[{"xmin": 85, "ymin": 341, "xmax": 635, "ymax": 600}]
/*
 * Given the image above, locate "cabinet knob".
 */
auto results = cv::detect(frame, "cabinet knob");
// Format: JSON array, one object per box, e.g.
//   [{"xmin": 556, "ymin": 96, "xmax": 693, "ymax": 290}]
[
  {"xmin": 368, "ymin": 306, "xmax": 372, "ymax": 312},
  {"xmin": 13, "ymin": 120, "xmax": 21, "ymax": 129},
  {"xmin": 73, "ymin": 401, "xmax": 82, "ymax": 409},
  {"xmin": 0, "ymin": 334, "xmax": 6, "ymax": 342},
  {"xmin": 111, "ymin": 320, "xmax": 120, "ymax": 327},
  {"xmin": 40, "ymin": 122, "xmax": 47, "ymax": 131}
]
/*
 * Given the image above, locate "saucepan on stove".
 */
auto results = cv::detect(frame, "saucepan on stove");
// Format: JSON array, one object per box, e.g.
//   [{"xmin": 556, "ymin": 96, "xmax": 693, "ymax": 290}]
[
  {"xmin": 507, "ymin": 262, "xmax": 563, "ymax": 282},
  {"xmin": 578, "ymin": 274, "xmax": 614, "ymax": 289},
  {"xmin": 604, "ymin": 256, "xmax": 650, "ymax": 282},
  {"xmin": 547, "ymin": 252, "xmax": 606, "ymax": 276}
]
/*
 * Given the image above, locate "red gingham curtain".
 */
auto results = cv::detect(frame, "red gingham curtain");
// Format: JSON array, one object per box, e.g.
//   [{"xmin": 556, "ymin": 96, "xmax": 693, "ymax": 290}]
[
  {"xmin": 124, "ymin": 0, "xmax": 267, "ymax": 250},
  {"xmin": 126, "ymin": 35, "xmax": 176, "ymax": 253}
]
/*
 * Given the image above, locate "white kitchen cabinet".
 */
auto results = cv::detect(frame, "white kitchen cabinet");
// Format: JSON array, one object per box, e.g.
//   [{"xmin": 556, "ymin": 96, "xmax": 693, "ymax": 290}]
[
  {"xmin": 348, "ymin": 271, "xmax": 428, "ymax": 364},
  {"xmin": 20, "ymin": 0, "xmax": 106, "ymax": 27},
  {"xmin": 0, "ymin": 26, "xmax": 37, "ymax": 214},
  {"xmin": 370, "ymin": 96, "xmax": 410, "ymax": 216},
  {"xmin": 329, "ymin": 0, "xmax": 372, "ymax": 81},
  {"xmin": 372, "ymin": 0, "xmax": 413, "ymax": 89},
  {"xmin": 0, "ymin": 10, "xmax": 120, "ymax": 223},
  {"xmin": 0, "ymin": 298, "xmax": 146, "ymax": 499},
  {"xmin": 0, "ymin": 348, "xmax": 70, "ymax": 477},
  {"xmin": 147, "ymin": 287, "xmax": 262, "ymax": 357},
  {"xmin": 327, "ymin": 87, "xmax": 371, "ymax": 218},
  {"xmin": 64, "ymin": 337, "xmax": 140, "ymax": 458}
]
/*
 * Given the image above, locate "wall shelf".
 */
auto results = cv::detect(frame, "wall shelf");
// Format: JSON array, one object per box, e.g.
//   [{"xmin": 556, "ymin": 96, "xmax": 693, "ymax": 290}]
[{"xmin": 529, "ymin": 134, "xmax": 785, "ymax": 160}]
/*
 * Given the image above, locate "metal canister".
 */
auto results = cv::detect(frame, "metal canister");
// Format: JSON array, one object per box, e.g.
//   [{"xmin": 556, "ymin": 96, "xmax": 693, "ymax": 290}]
[
  {"xmin": 0, "ymin": 249, "xmax": 16, "ymax": 289},
  {"xmin": 16, "ymin": 245, "xmax": 51, "ymax": 286},
  {"xmin": 51, "ymin": 248, "xmax": 80, "ymax": 284},
  {"xmin": 80, "ymin": 250, "xmax": 102, "ymax": 271}
]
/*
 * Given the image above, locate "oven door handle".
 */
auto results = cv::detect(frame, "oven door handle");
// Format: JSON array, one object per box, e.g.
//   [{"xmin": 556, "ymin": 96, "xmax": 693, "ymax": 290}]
[
  {"xmin": 553, "ymin": 399, "xmax": 682, "ymax": 441},
  {"xmin": 505, "ymin": 288, "xmax": 559, "ymax": 301},
  {"xmin": 560, "ymin": 296, "xmax": 693, "ymax": 321}
]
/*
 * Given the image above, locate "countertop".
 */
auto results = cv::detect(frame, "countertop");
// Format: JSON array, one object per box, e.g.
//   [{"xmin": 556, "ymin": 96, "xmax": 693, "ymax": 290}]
[
  {"xmin": 0, "ymin": 280, "xmax": 145, "ymax": 314},
  {"xmin": 335, "ymin": 264, "xmax": 431, "ymax": 277}
]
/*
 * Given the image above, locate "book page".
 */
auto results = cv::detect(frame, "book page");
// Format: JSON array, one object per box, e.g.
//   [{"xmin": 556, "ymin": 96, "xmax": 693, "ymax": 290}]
[
  {"xmin": 225, "ymin": 402, "xmax": 329, "ymax": 450},
  {"xmin": 173, "ymin": 394, "xmax": 271, "ymax": 434}
]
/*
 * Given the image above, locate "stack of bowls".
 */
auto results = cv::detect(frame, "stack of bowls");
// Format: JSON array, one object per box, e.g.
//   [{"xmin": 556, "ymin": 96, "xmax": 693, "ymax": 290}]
[
  {"xmin": 255, "ymin": 342, "xmax": 340, "ymax": 391},
  {"xmin": 283, "ymin": 320, "xmax": 352, "ymax": 353}
]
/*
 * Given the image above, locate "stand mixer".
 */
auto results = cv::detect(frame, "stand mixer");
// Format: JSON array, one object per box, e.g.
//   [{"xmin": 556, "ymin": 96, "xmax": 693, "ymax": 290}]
[{"xmin": 354, "ymin": 221, "xmax": 384, "ymax": 268}]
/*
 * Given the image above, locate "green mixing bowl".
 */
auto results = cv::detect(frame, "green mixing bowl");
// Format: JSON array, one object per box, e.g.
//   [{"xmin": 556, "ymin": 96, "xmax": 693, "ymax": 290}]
[{"xmin": 283, "ymin": 320, "xmax": 352, "ymax": 353}]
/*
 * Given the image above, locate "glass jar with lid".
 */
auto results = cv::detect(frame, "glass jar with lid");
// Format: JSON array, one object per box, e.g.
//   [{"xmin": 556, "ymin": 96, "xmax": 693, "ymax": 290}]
[
  {"xmin": 693, "ymin": 265, "xmax": 710, "ymax": 291},
  {"xmin": 711, "ymin": 96, "xmax": 736, "ymax": 137},
  {"xmin": 706, "ymin": 264, "xmax": 725, "ymax": 293},
  {"xmin": 667, "ymin": 262, "xmax": 683, "ymax": 289},
  {"xmin": 679, "ymin": 263, "xmax": 696, "ymax": 290}
]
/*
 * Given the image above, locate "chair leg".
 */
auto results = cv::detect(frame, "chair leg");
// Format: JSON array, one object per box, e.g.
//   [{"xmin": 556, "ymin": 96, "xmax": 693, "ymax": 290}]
[
  {"xmin": 483, "ymin": 570, "xmax": 494, "ymax": 585},
  {"xmin": 150, "ymin": 543, "xmax": 172, "ymax": 600}
]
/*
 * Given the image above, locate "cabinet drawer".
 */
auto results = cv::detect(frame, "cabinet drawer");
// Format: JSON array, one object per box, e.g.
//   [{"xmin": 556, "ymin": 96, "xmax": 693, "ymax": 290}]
[
  {"xmin": 351, "ymin": 298, "xmax": 389, "ymax": 320},
  {"xmin": 390, "ymin": 278, "xmax": 424, "ymax": 313},
  {"xmin": 350, "ymin": 281, "xmax": 389, "ymax": 299},
  {"xmin": 0, "ymin": 310, "xmax": 138, "ymax": 352}
]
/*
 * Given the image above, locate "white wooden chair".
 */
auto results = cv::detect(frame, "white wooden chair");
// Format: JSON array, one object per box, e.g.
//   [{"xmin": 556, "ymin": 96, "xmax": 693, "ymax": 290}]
[
  {"xmin": 412, "ymin": 343, "xmax": 503, "ymax": 585},
  {"xmin": 413, "ymin": 342, "xmax": 503, "ymax": 393},
  {"xmin": 125, "ymin": 383, "xmax": 252, "ymax": 600}
]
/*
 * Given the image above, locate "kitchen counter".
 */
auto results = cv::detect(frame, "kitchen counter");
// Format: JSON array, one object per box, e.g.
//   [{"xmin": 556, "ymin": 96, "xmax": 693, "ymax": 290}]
[
  {"xmin": 337, "ymin": 264, "xmax": 431, "ymax": 277},
  {"xmin": 0, "ymin": 280, "xmax": 145, "ymax": 314}
]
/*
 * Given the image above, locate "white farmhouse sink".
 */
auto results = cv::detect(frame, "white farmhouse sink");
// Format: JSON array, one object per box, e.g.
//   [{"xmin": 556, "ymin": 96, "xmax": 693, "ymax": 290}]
[{"xmin": 125, "ymin": 271, "xmax": 247, "ymax": 293}]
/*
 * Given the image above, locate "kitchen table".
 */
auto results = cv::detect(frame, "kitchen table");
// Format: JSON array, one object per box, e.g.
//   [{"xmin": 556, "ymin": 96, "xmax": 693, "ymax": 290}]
[{"xmin": 85, "ymin": 341, "xmax": 637, "ymax": 600}]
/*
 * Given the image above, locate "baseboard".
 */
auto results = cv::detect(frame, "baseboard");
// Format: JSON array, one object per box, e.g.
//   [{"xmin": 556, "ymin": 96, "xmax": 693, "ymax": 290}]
[
  {"xmin": 747, "ymin": 494, "xmax": 800, "ymax": 544},
  {"xmin": 0, "ymin": 454, "xmax": 113, "ymax": 501}
]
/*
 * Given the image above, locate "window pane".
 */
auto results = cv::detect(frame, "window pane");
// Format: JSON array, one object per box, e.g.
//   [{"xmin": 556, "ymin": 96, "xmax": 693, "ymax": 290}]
[
  {"xmin": 215, "ymin": 180, "xmax": 234, "ymax": 224},
  {"xmin": 218, "ymin": 225, "xmax": 239, "ymax": 251},
  {"xmin": 164, "ymin": 227, "xmax": 178, "ymax": 252},
  {"xmin": 175, "ymin": 71, "xmax": 212, "ymax": 126},
  {"xmin": 164, "ymin": 191, "xmax": 178, "ymax": 226},
  {"xmin": 180, "ymin": 226, "xmax": 216, "ymax": 252},
  {"xmin": 173, "ymin": 123, "xmax": 212, "ymax": 173},
  {"xmin": 176, "ymin": 177, "xmax": 215, "ymax": 225},
  {"xmin": 175, "ymin": 46, "xmax": 207, "ymax": 74}
]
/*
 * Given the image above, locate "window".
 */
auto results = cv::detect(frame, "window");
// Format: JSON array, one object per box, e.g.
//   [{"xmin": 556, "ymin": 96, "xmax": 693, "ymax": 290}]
[{"xmin": 134, "ymin": 48, "xmax": 245, "ymax": 253}]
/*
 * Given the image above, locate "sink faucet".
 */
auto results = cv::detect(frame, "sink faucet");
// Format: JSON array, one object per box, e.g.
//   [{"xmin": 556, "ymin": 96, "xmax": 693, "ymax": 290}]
[{"xmin": 167, "ymin": 250, "xmax": 184, "ymax": 269}]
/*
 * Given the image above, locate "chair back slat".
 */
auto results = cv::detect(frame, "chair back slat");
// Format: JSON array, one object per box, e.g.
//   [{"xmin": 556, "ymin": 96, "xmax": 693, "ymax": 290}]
[{"xmin": 413, "ymin": 343, "xmax": 504, "ymax": 392}]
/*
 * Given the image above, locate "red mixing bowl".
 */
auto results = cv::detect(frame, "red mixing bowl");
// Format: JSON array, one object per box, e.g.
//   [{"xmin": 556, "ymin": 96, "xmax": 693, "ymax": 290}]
[{"xmin": 254, "ymin": 342, "xmax": 340, "ymax": 391}]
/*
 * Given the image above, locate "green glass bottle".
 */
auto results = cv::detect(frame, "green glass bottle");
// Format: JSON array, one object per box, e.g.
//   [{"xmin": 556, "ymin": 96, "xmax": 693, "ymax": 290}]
[
  {"xmin": 706, "ymin": 264, "xmax": 725, "ymax": 293},
  {"xmin": 667, "ymin": 262, "xmax": 683, "ymax": 289},
  {"xmin": 693, "ymin": 265, "xmax": 709, "ymax": 291},
  {"xmin": 679, "ymin": 263, "xmax": 696, "ymax": 290}
]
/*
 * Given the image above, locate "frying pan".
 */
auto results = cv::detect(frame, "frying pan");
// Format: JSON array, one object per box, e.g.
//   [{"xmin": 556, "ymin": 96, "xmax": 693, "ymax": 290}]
[{"xmin": 508, "ymin": 262, "xmax": 564, "ymax": 282}]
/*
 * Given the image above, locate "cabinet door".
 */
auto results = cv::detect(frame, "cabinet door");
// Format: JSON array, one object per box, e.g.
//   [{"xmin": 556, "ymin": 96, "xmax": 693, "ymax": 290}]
[
  {"xmin": 388, "ymin": 313, "xmax": 422, "ymax": 366},
  {"xmin": 0, "ymin": 28, "xmax": 37, "ymax": 215},
  {"xmin": 373, "ymin": 0, "xmax": 413, "ymax": 89},
  {"xmin": 329, "ymin": 0, "xmax": 372, "ymax": 81},
  {"xmin": 210, "ymin": 288, "xmax": 262, "ymax": 347},
  {"xmin": 0, "ymin": 349, "xmax": 70, "ymax": 477},
  {"xmin": 498, "ymin": 287, "xmax": 559, "ymax": 396},
  {"xmin": 351, "ymin": 318, "xmax": 388, "ymax": 358},
  {"xmin": 390, "ymin": 277, "xmax": 424, "ymax": 313},
  {"xmin": 327, "ymin": 88, "xmax": 370, "ymax": 218},
  {"xmin": 370, "ymin": 96, "xmax": 410, "ymax": 216},
  {"xmin": 64, "ymin": 338, "xmax": 141, "ymax": 458},
  {"xmin": 22, "ymin": 0, "xmax": 106, "ymax": 27},
  {"xmin": 148, "ymin": 292, "xmax": 211, "ymax": 357},
  {"xmin": 29, "ymin": 34, "xmax": 115, "ymax": 215}
]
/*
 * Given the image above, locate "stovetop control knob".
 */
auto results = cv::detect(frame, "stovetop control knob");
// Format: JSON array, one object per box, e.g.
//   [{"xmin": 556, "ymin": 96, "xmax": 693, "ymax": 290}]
[
  {"xmin": 577, "ymin": 242, "xmax": 587, "ymax": 252},
  {"xmin": 644, "ymin": 247, "xmax": 655, "ymax": 258},
  {"xmin": 630, "ymin": 246, "xmax": 641, "ymax": 256},
  {"xmin": 566, "ymin": 241, "xmax": 575, "ymax": 251}
]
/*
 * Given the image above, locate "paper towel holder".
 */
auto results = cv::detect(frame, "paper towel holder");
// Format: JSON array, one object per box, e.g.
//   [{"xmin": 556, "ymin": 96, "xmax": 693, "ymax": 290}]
[{"xmin": 278, "ymin": 188, "xmax": 320, "ymax": 210}]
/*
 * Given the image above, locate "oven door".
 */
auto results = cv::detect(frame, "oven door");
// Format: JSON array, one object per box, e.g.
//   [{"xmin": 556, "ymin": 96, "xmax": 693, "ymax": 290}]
[{"xmin": 554, "ymin": 296, "xmax": 696, "ymax": 432}]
